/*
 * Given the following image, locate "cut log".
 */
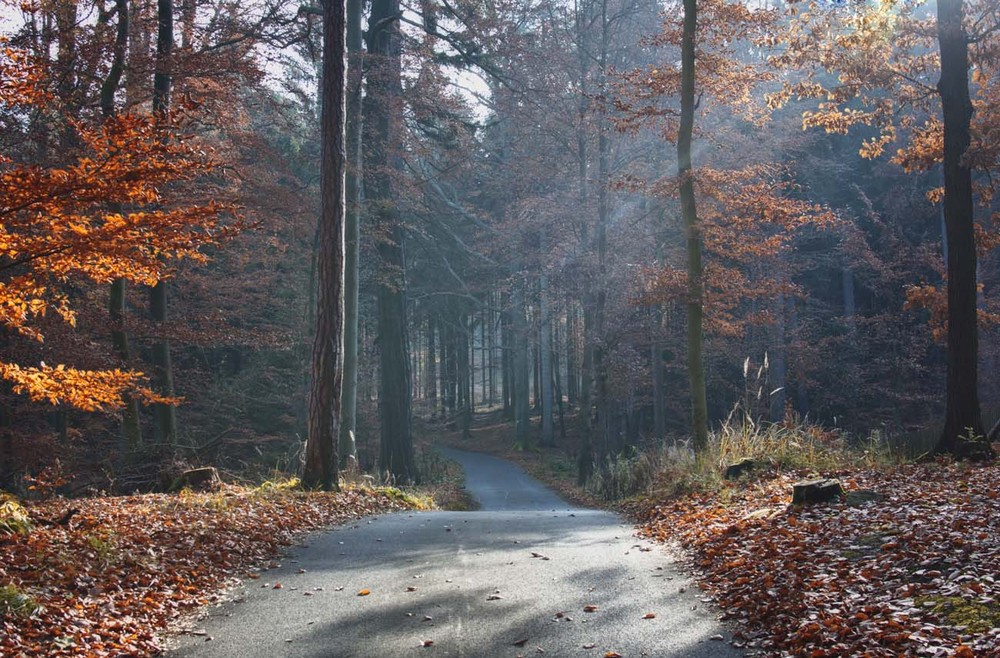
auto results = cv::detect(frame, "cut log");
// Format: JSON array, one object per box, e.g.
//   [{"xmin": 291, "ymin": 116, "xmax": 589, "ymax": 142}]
[
  {"xmin": 724, "ymin": 458, "xmax": 756, "ymax": 480},
  {"xmin": 791, "ymin": 478, "xmax": 844, "ymax": 505},
  {"xmin": 171, "ymin": 467, "xmax": 222, "ymax": 492}
]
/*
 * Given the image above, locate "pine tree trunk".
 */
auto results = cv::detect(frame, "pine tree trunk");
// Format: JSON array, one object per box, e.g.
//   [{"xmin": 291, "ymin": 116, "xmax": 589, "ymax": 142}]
[
  {"xmin": 513, "ymin": 280, "xmax": 531, "ymax": 445},
  {"xmin": 364, "ymin": 0, "xmax": 416, "ymax": 482},
  {"xmin": 339, "ymin": 14, "xmax": 360, "ymax": 464},
  {"xmin": 303, "ymin": 0, "xmax": 347, "ymax": 491},
  {"xmin": 150, "ymin": 0, "xmax": 178, "ymax": 447},
  {"xmin": 935, "ymin": 0, "xmax": 986, "ymax": 454},
  {"xmin": 540, "ymin": 239, "xmax": 554, "ymax": 445},
  {"xmin": 678, "ymin": 0, "xmax": 708, "ymax": 451}
]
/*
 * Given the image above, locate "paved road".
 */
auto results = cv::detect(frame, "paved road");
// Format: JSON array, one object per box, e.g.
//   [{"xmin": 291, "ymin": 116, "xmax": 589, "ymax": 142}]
[{"xmin": 169, "ymin": 448, "xmax": 741, "ymax": 658}]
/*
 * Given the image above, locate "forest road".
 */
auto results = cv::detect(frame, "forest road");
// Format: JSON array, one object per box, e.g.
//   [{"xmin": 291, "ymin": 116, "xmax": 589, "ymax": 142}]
[{"xmin": 168, "ymin": 447, "xmax": 742, "ymax": 658}]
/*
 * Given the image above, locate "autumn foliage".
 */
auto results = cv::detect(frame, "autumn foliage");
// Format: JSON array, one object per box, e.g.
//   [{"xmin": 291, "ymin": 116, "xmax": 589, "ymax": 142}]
[
  {"xmin": 0, "ymin": 486, "xmax": 417, "ymax": 656},
  {"xmin": 631, "ymin": 461, "xmax": 1000, "ymax": 656},
  {"xmin": 0, "ymin": 44, "xmax": 234, "ymax": 412}
]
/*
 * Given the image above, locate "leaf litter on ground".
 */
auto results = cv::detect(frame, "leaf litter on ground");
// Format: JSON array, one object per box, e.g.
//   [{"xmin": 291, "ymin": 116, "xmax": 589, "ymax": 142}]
[
  {"xmin": 629, "ymin": 460, "xmax": 1000, "ymax": 657},
  {"xmin": 0, "ymin": 485, "xmax": 417, "ymax": 656}
]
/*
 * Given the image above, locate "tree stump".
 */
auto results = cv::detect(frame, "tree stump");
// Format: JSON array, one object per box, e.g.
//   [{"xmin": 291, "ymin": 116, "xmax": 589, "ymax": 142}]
[
  {"xmin": 724, "ymin": 458, "xmax": 756, "ymax": 480},
  {"xmin": 791, "ymin": 478, "xmax": 844, "ymax": 505},
  {"xmin": 171, "ymin": 467, "xmax": 222, "ymax": 492}
]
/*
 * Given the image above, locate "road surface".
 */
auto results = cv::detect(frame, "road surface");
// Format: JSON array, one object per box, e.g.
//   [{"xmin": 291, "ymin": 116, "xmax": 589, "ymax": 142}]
[{"xmin": 168, "ymin": 447, "xmax": 742, "ymax": 657}]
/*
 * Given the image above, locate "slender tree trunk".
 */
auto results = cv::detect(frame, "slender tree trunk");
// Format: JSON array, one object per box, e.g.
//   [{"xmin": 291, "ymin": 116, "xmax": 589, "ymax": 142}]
[
  {"xmin": 513, "ymin": 280, "xmax": 531, "ymax": 445},
  {"xmin": 303, "ymin": 0, "xmax": 348, "ymax": 491},
  {"xmin": 935, "ymin": 0, "xmax": 987, "ymax": 456},
  {"xmin": 338, "ymin": 0, "xmax": 361, "ymax": 465},
  {"xmin": 566, "ymin": 301, "xmax": 578, "ymax": 405},
  {"xmin": 151, "ymin": 0, "xmax": 177, "ymax": 446},
  {"xmin": 678, "ymin": 0, "xmax": 708, "ymax": 451},
  {"xmin": 540, "ymin": 236, "xmax": 554, "ymax": 445},
  {"xmin": 426, "ymin": 313, "xmax": 438, "ymax": 417},
  {"xmin": 102, "ymin": 0, "xmax": 142, "ymax": 452}
]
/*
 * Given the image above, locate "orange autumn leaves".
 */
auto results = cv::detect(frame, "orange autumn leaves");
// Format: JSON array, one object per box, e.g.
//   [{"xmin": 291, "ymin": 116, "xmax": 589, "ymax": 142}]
[{"xmin": 0, "ymin": 45, "xmax": 236, "ymax": 411}]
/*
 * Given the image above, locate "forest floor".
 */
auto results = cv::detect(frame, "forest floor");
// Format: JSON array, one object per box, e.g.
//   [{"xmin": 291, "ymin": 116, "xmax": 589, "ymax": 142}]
[
  {"xmin": 427, "ymin": 412, "xmax": 1000, "ymax": 657},
  {"xmin": 0, "ymin": 484, "xmax": 427, "ymax": 657}
]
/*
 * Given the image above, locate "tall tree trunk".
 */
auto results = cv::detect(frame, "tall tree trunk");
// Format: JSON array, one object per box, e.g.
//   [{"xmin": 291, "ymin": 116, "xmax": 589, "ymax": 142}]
[
  {"xmin": 935, "ymin": 0, "xmax": 987, "ymax": 455},
  {"xmin": 540, "ymin": 237, "xmax": 554, "ymax": 445},
  {"xmin": 151, "ymin": 0, "xmax": 177, "ymax": 447},
  {"xmin": 566, "ymin": 301, "xmax": 578, "ymax": 405},
  {"xmin": 426, "ymin": 313, "xmax": 438, "ymax": 416},
  {"xmin": 338, "ymin": 0, "xmax": 363, "ymax": 468},
  {"xmin": 513, "ymin": 279, "xmax": 531, "ymax": 445},
  {"xmin": 678, "ymin": 0, "xmax": 708, "ymax": 451},
  {"xmin": 365, "ymin": 0, "xmax": 416, "ymax": 481},
  {"xmin": 303, "ymin": 0, "xmax": 347, "ymax": 491},
  {"xmin": 101, "ymin": 0, "xmax": 142, "ymax": 452}
]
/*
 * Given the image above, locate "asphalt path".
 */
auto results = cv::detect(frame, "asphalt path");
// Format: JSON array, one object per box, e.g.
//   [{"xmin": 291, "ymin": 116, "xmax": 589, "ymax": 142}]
[{"xmin": 169, "ymin": 447, "xmax": 742, "ymax": 658}]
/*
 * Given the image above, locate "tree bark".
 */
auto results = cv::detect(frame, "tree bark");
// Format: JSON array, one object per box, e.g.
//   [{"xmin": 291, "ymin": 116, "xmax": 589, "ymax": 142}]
[
  {"xmin": 678, "ymin": 0, "xmax": 708, "ymax": 452},
  {"xmin": 102, "ymin": 0, "xmax": 142, "ymax": 452},
  {"xmin": 935, "ymin": 0, "xmax": 986, "ymax": 453},
  {"xmin": 338, "ymin": 0, "xmax": 363, "ymax": 468},
  {"xmin": 151, "ymin": 0, "xmax": 177, "ymax": 446},
  {"xmin": 365, "ymin": 0, "xmax": 416, "ymax": 482},
  {"xmin": 303, "ymin": 0, "xmax": 348, "ymax": 491}
]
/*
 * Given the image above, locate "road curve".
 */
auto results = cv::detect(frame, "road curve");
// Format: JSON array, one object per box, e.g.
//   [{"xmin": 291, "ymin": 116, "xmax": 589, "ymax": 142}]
[{"xmin": 168, "ymin": 447, "xmax": 742, "ymax": 658}]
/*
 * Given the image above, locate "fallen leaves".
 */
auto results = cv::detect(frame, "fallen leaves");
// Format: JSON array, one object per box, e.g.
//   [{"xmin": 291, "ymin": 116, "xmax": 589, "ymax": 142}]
[
  {"xmin": 0, "ymin": 486, "xmax": 417, "ymax": 657},
  {"xmin": 583, "ymin": 604, "xmax": 598, "ymax": 612},
  {"xmin": 642, "ymin": 612, "xmax": 656, "ymax": 619},
  {"xmin": 631, "ymin": 461, "xmax": 1000, "ymax": 657},
  {"xmin": 357, "ymin": 589, "xmax": 371, "ymax": 596}
]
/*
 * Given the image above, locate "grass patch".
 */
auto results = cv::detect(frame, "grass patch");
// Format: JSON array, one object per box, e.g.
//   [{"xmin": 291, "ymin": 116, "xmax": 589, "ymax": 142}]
[
  {"xmin": 915, "ymin": 595, "xmax": 1000, "ymax": 634},
  {"xmin": 588, "ymin": 408, "xmax": 907, "ymax": 503},
  {"xmin": 0, "ymin": 494, "xmax": 32, "ymax": 535},
  {"xmin": 0, "ymin": 584, "xmax": 42, "ymax": 618}
]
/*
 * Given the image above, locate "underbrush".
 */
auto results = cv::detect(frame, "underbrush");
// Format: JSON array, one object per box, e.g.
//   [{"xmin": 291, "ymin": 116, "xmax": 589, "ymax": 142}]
[{"xmin": 586, "ymin": 408, "xmax": 905, "ymax": 503}]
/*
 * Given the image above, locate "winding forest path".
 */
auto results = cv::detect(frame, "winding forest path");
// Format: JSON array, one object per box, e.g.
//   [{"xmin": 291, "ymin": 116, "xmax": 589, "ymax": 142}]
[{"xmin": 168, "ymin": 448, "xmax": 741, "ymax": 657}]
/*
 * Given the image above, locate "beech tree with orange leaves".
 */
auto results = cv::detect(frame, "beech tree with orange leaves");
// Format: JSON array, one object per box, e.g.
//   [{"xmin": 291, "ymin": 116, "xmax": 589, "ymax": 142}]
[
  {"xmin": 769, "ymin": 0, "xmax": 1000, "ymax": 458},
  {"xmin": 615, "ymin": 0, "xmax": 836, "ymax": 448},
  {"xmin": 0, "ymin": 44, "xmax": 234, "ymax": 414}
]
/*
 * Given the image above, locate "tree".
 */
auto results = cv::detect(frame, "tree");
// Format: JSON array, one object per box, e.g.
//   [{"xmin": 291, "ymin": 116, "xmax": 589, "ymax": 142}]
[
  {"xmin": 677, "ymin": 0, "xmax": 707, "ymax": 451},
  {"xmin": 935, "ymin": 0, "xmax": 985, "ymax": 455},
  {"xmin": 338, "ymin": 0, "xmax": 363, "ymax": 470},
  {"xmin": 365, "ymin": 0, "xmax": 416, "ymax": 483},
  {"xmin": 769, "ymin": 0, "xmax": 1000, "ymax": 456},
  {"xmin": 151, "ymin": 0, "xmax": 178, "ymax": 445},
  {"xmin": 0, "ymin": 45, "xmax": 232, "ymax": 412},
  {"xmin": 303, "ymin": 0, "xmax": 348, "ymax": 491}
]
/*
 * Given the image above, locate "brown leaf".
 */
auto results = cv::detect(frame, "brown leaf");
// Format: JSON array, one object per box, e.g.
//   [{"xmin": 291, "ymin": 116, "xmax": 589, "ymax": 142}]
[
  {"xmin": 604, "ymin": 652, "xmax": 622, "ymax": 658},
  {"xmin": 642, "ymin": 612, "xmax": 656, "ymax": 619},
  {"xmin": 357, "ymin": 589, "xmax": 371, "ymax": 596},
  {"xmin": 421, "ymin": 639, "xmax": 434, "ymax": 647},
  {"xmin": 583, "ymin": 605, "xmax": 598, "ymax": 612}
]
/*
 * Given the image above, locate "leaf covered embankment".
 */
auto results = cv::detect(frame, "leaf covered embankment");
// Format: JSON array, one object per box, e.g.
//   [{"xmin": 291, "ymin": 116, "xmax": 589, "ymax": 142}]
[
  {"xmin": 0, "ymin": 486, "xmax": 418, "ymax": 656},
  {"xmin": 630, "ymin": 462, "xmax": 1000, "ymax": 657}
]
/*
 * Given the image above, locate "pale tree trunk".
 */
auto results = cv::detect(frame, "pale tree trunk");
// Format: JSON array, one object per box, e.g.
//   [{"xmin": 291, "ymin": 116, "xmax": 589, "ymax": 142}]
[
  {"xmin": 935, "ymin": 0, "xmax": 988, "ymax": 456},
  {"xmin": 575, "ymin": 0, "xmax": 594, "ymax": 483},
  {"xmin": 151, "ymin": 0, "xmax": 178, "ymax": 446},
  {"xmin": 540, "ymin": 253, "xmax": 554, "ymax": 445},
  {"xmin": 365, "ymin": 0, "xmax": 416, "ymax": 482},
  {"xmin": 678, "ymin": 0, "xmax": 708, "ymax": 451},
  {"xmin": 303, "ymin": 0, "xmax": 348, "ymax": 491},
  {"xmin": 101, "ymin": 0, "xmax": 142, "ymax": 453},
  {"xmin": 513, "ymin": 279, "xmax": 531, "ymax": 445}
]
